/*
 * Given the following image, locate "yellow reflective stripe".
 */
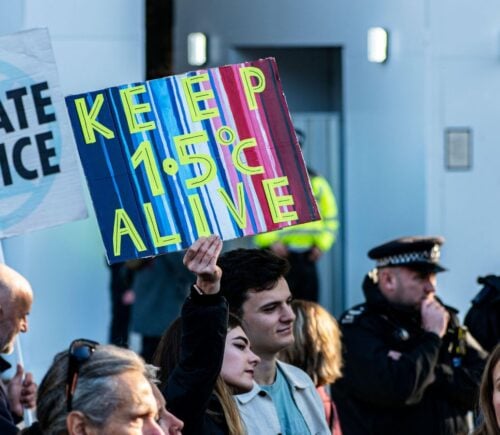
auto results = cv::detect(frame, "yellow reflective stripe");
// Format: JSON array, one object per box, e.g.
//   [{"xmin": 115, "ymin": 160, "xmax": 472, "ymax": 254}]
[
  {"xmin": 254, "ymin": 231, "xmax": 280, "ymax": 248},
  {"xmin": 254, "ymin": 174, "xmax": 340, "ymax": 252}
]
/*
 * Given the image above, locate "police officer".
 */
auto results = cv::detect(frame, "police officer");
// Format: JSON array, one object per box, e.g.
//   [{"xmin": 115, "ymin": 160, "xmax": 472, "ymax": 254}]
[{"xmin": 331, "ymin": 236, "xmax": 487, "ymax": 435}]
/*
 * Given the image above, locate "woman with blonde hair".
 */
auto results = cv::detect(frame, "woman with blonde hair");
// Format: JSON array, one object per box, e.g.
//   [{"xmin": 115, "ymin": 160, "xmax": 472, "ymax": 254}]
[
  {"xmin": 280, "ymin": 299, "xmax": 343, "ymax": 434},
  {"xmin": 474, "ymin": 343, "xmax": 500, "ymax": 435}
]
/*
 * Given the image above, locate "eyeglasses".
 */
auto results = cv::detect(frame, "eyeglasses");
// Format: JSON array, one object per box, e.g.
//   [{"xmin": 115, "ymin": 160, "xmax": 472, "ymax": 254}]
[{"xmin": 66, "ymin": 338, "xmax": 99, "ymax": 412}]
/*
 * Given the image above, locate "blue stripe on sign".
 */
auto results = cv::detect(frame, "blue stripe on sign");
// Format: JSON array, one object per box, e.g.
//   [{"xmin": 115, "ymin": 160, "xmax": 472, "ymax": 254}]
[{"xmin": 108, "ymin": 86, "xmax": 156, "ymax": 255}]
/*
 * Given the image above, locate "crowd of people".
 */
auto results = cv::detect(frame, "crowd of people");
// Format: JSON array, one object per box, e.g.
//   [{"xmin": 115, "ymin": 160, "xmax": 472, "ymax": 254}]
[{"xmin": 0, "ymin": 234, "xmax": 499, "ymax": 434}]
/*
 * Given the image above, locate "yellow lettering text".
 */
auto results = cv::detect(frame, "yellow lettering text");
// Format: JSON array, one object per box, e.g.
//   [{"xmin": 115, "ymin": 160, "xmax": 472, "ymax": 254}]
[
  {"xmin": 217, "ymin": 182, "xmax": 247, "ymax": 229},
  {"xmin": 181, "ymin": 74, "xmax": 219, "ymax": 122},
  {"xmin": 239, "ymin": 67, "xmax": 266, "ymax": 110},
  {"xmin": 262, "ymin": 177, "xmax": 298, "ymax": 224},
  {"xmin": 232, "ymin": 138, "xmax": 264, "ymax": 175},
  {"xmin": 74, "ymin": 94, "xmax": 115, "ymax": 144},
  {"xmin": 174, "ymin": 131, "xmax": 217, "ymax": 189},
  {"xmin": 188, "ymin": 194, "xmax": 210, "ymax": 237},
  {"xmin": 143, "ymin": 202, "xmax": 181, "ymax": 247},
  {"xmin": 113, "ymin": 208, "xmax": 147, "ymax": 256},
  {"xmin": 119, "ymin": 85, "xmax": 156, "ymax": 134}
]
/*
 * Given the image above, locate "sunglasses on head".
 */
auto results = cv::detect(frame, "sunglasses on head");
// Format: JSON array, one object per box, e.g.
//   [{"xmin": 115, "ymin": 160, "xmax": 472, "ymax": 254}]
[{"xmin": 66, "ymin": 338, "xmax": 99, "ymax": 412}]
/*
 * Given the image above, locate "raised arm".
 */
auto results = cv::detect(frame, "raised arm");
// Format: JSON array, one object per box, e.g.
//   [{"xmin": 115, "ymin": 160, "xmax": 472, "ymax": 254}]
[
  {"xmin": 183, "ymin": 235, "xmax": 223, "ymax": 295},
  {"xmin": 163, "ymin": 236, "xmax": 227, "ymax": 433}
]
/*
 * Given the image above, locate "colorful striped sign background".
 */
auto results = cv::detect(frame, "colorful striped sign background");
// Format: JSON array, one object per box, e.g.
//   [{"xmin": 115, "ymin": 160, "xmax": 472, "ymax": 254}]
[{"xmin": 66, "ymin": 58, "xmax": 319, "ymax": 263}]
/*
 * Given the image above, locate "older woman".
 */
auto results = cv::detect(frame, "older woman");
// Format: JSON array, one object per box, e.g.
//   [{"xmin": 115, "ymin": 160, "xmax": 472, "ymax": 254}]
[{"xmin": 23, "ymin": 341, "xmax": 181, "ymax": 434}]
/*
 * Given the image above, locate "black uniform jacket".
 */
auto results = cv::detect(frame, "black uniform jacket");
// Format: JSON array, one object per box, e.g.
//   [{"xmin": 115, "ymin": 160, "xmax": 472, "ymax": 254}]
[
  {"xmin": 464, "ymin": 274, "xmax": 500, "ymax": 352},
  {"xmin": 163, "ymin": 287, "xmax": 229, "ymax": 435},
  {"xmin": 0, "ymin": 357, "xmax": 20, "ymax": 435},
  {"xmin": 331, "ymin": 275, "xmax": 487, "ymax": 435}
]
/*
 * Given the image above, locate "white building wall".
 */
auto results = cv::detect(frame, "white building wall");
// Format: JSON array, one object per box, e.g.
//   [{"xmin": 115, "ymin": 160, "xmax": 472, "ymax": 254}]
[
  {"xmin": 427, "ymin": 0, "xmax": 500, "ymax": 312},
  {"xmin": 173, "ymin": 0, "xmax": 500, "ymax": 316},
  {"xmin": 0, "ymin": 0, "xmax": 144, "ymax": 381}
]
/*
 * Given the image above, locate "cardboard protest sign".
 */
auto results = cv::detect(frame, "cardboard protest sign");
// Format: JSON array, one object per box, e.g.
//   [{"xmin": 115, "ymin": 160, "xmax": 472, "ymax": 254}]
[
  {"xmin": 65, "ymin": 58, "xmax": 320, "ymax": 263},
  {"xmin": 0, "ymin": 28, "xmax": 87, "ymax": 238}
]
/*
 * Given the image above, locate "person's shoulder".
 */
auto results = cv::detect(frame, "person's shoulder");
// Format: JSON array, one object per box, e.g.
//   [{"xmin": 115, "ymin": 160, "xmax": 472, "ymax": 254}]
[
  {"xmin": 310, "ymin": 172, "xmax": 331, "ymax": 188},
  {"xmin": 277, "ymin": 361, "xmax": 315, "ymax": 387},
  {"xmin": 20, "ymin": 422, "xmax": 43, "ymax": 435},
  {"xmin": 338, "ymin": 303, "xmax": 371, "ymax": 326},
  {"xmin": 439, "ymin": 300, "xmax": 461, "ymax": 323},
  {"xmin": 444, "ymin": 304, "xmax": 459, "ymax": 317}
]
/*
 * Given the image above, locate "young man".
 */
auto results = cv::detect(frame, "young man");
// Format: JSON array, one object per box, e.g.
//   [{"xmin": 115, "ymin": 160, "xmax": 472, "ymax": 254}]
[
  {"xmin": 330, "ymin": 236, "xmax": 487, "ymax": 435},
  {"xmin": 218, "ymin": 248, "xmax": 330, "ymax": 435}
]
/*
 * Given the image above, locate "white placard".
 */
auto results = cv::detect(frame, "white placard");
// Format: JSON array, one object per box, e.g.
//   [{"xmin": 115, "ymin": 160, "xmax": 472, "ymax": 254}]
[{"xmin": 0, "ymin": 28, "xmax": 87, "ymax": 238}]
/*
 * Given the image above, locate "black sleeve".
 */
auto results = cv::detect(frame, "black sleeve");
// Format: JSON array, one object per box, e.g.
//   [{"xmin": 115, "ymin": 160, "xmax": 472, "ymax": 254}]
[
  {"xmin": 340, "ymin": 318, "xmax": 442, "ymax": 406},
  {"xmin": 431, "ymin": 329, "xmax": 487, "ymax": 410},
  {"xmin": 163, "ymin": 287, "xmax": 228, "ymax": 433},
  {"xmin": 0, "ymin": 396, "xmax": 18, "ymax": 435}
]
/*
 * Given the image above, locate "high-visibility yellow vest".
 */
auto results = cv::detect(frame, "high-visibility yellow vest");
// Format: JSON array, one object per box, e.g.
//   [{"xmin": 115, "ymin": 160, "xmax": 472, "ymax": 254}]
[{"xmin": 254, "ymin": 174, "xmax": 339, "ymax": 252}]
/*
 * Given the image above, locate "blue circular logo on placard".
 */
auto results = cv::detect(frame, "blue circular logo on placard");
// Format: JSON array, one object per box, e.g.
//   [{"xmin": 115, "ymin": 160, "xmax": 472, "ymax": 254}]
[{"xmin": 0, "ymin": 59, "xmax": 61, "ymax": 232}]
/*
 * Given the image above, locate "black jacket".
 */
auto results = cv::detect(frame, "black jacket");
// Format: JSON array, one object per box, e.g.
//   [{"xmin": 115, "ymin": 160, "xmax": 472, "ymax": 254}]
[
  {"xmin": 464, "ymin": 275, "xmax": 500, "ymax": 352},
  {"xmin": 331, "ymin": 275, "xmax": 487, "ymax": 435},
  {"xmin": 163, "ymin": 287, "xmax": 229, "ymax": 435},
  {"xmin": 0, "ymin": 357, "xmax": 19, "ymax": 435}
]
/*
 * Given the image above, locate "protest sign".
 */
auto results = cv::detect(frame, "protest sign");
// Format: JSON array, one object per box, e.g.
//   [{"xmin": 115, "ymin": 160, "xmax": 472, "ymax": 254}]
[
  {"xmin": 66, "ymin": 58, "xmax": 320, "ymax": 263},
  {"xmin": 0, "ymin": 28, "xmax": 87, "ymax": 238}
]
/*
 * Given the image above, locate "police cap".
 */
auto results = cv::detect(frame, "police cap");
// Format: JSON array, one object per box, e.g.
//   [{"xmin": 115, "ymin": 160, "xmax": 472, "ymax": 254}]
[{"xmin": 368, "ymin": 236, "xmax": 446, "ymax": 273}]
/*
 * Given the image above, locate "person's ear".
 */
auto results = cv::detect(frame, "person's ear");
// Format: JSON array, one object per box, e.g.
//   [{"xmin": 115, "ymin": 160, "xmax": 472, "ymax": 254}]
[
  {"xmin": 67, "ymin": 411, "xmax": 91, "ymax": 435},
  {"xmin": 378, "ymin": 268, "xmax": 396, "ymax": 294}
]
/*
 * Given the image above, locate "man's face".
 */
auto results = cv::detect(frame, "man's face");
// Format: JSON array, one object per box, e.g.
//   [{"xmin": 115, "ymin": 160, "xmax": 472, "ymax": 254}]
[
  {"xmin": 0, "ymin": 287, "xmax": 32, "ymax": 354},
  {"xmin": 87, "ymin": 371, "xmax": 165, "ymax": 435},
  {"xmin": 150, "ymin": 382, "xmax": 184, "ymax": 434},
  {"xmin": 240, "ymin": 277, "xmax": 296, "ymax": 358},
  {"xmin": 382, "ymin": 267, "xmax": 437, "ymax": 310}
]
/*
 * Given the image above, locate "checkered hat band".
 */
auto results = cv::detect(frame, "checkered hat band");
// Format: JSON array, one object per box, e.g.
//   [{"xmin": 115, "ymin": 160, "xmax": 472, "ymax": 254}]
[{"xmin": 376, "ymin": 249, "xmax": 438, "ymax": 267}]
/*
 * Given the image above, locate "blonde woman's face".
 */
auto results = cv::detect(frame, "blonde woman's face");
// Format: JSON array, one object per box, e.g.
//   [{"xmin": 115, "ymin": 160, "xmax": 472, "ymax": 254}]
[{"xmin": 493, "ymin": 360, "xmax": 500, "ymax": 428}]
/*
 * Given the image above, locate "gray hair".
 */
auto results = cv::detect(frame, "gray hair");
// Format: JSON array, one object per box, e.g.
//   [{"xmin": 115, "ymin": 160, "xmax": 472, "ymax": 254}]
[
  {"xmin": 0, "ymin": 263, "xmax": 32, "ymax": 302},
  {"xmin": 37, "ymin": 344, "xmax": 157, "ymax": 435}
]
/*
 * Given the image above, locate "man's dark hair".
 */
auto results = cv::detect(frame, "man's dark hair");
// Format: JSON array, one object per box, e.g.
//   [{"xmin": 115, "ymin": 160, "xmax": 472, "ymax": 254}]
[{"xmin": 217, "ymin": 248, "xmax": 290, "ymax": 317}]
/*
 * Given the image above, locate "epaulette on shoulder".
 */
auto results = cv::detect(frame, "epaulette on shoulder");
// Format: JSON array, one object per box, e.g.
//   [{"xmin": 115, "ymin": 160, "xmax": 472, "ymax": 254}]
[
  {"xmin": 340, "ymin": 304, "xmax": 367, "ymax": 325},
  {"xmin": 444, "ymin": 304, "xmax": 459, "ymax": 315},
  {"xmin": 472, "ymin": 276, "xmax": 500, "ymax": 304},
  {"xmin": 435, "ymin": 296, "xmax": 459, "ymax": 316}
]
